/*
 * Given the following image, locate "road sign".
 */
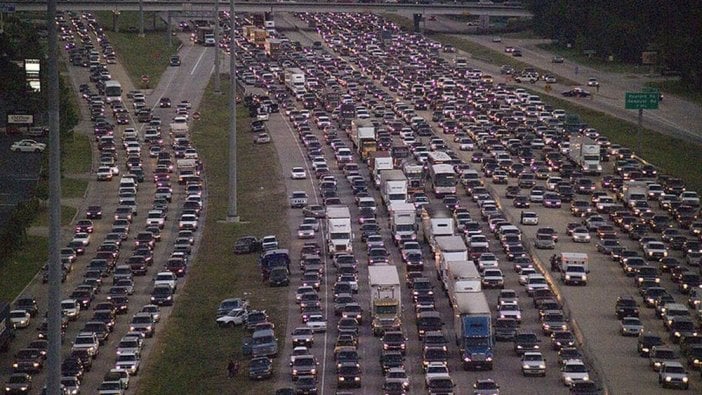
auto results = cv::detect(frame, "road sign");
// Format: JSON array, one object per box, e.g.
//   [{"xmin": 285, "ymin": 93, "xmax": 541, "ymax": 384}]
[
  {"xmin": 625, "ymin": 92, "xmax": 659, "ymax": 110},
  {"xmin": 0, "ymin": 3, "xmax": 16, "ymax": 13}
]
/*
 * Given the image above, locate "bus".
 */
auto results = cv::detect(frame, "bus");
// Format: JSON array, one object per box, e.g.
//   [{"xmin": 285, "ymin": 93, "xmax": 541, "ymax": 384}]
[
  {"xmin": 429, "ymin": 164, "xmax": 457, "ymax": 197},
  {"xmin": 104, "ymin": 80, "xmax": 122, "ymax": 104},
  {"xmin": 426, "ymin": 151, "xmax": 452, "ymax": 166}
]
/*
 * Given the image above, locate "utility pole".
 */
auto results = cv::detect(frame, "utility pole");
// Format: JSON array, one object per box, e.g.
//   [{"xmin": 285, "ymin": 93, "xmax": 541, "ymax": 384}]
[
  {"xmin": 213, "ymin": 0, "xmax": 221, "ymax": 94},
  {"xmin": 46, "ymin": 0, "xmax": 62, "ymax": 394},
  {"xmin": 227, "ymin": 0, "xmax": 239, "ymax": 221}
]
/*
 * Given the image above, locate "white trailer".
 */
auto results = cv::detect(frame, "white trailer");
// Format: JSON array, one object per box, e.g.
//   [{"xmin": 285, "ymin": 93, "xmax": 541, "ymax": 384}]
[
  {"xmin": 421, "ymin": 204, "xmax": 455, "ymax": 253},
  {"xmin": 326, "ymin": 205, "xmax": 352, "ymax": 256},
  {"xmin": 380, "ymin": 169, "xmax": 408, "ymax": 207},
  {"xmin": 445, "ymin": 260, "xmax": 482, "ymax": 305},
  {"xmin": 369, "ymin": 265, "xmax": 402, "ymax": 336},
  {"xmin": 434, "ymin": 235, "xmax": 468, "ymax": 282},
  {"xmin": 568, "ymin": 135, "xmax": 601, "ymax": 175},
  {"xmin": 388, "ymin": 202, "xmax": 417, "ymax": 245}
]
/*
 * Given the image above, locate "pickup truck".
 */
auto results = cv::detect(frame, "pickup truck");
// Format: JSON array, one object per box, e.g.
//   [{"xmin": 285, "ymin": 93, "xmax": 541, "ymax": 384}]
[{"xmin": 289, "ymin": 191, "xmax": 309, "ymax": 208}]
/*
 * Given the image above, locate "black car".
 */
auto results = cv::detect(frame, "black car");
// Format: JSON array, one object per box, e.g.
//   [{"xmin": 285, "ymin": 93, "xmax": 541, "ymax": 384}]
[
  {"xmin": 569, "ymin": 380, "xmax": 602, "ymax": 395},
  {"xmin": 234, "ymin": 236, "xmax": 260, "ymax": 254},
  {"xmin": 86, "ymin": 205, "xmax": 102, "ymax": 219},
  {"xmin": 336, "ymin": 362, "xmax": 361, "ymax": 388},
  {"xmin": 379, "ymin": 350, "xmax": 404, "ymax": 374},
  {"xmin": 151, "ymin": 285, "xmax": 174, "ymax": 306},
  {"xmin": 294, "ymin": 375, "xmax": 317, "ymax": 394},
  {"xmin": 248, "ymin": 356, "xmax": 272, "ymax": 380},
  {"xmin": 382, "ymin": 331, "xmax": 407, "ymax": 354},
  {"xmin": 169, "ymin": 55, "xmax": 181, "ymax": 66},
  {"xmin": 615, "ymin": 296, "xmax": 640, "ymax": 319},
  {"xmin": 15, "ymin": 296, "xmax": 38, "ymax": 317},
  {"xmin": 638, "ymin": 332, "xmax": 663, "ymax": 357},
  {"xmin": 514, "ymin": 331, "xmax": 540, "ymax": 355},
  {"xmin": 60, "ymin": 356, "xmax": 84, "ymax": 380}
]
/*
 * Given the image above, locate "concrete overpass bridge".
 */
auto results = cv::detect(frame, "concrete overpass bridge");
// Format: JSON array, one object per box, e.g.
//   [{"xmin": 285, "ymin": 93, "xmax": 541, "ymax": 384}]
[{"xmin": 13, "ymin": 1, "xmax": 532, "ymax": 17}]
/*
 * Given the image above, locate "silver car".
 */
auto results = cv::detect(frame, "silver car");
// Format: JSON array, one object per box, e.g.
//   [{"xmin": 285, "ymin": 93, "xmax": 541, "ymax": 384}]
[
  {"xmin": 620, "ymin": 317, "xmax": 644, "ymax": 336},
  {"xmin": 521, "ymin": 351, "xmax": 546, "ymax": 376}
]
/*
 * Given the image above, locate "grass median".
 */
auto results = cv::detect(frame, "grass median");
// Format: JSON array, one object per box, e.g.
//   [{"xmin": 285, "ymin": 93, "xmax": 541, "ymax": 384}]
[
  {"xmin": 95, "ymin": 11, "xmax": 180, "ymax": 88},
  {"xmin": 137, "ymin": 80, "xmax": 290, "ymax": 394},
  {"xmin": 0, "ymin": 236, "xmax": 48, "ymax": 301}
]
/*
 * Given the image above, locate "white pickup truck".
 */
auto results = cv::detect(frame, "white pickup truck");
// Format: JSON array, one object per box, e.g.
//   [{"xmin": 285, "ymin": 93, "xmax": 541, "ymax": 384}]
[{"xmin": 289, "ymin": 191, "xmax": 309, "ymax": 208}]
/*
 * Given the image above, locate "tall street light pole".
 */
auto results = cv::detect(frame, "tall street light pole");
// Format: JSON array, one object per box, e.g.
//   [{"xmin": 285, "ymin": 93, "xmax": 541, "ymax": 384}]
[
  {"xmin": 213, "ymin": 0, "xmax": 221, "ymax": 94},
  {"xmin": 227, "ymin": 0, "xmax": 238, "ymax": 221},
  {"xmin": 46, "ymin": 0, "xmax": 62, "ymax": 393}
]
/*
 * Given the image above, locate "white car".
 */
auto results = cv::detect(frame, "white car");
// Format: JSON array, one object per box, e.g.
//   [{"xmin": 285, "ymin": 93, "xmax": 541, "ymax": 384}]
[
  {"xmin": 571, "ymin": 227, "xmax": 591, "ymax": 243},
  {"xmin": 291, "ymin": 167, "xmax": 307, "ymax": 179},
  {"xmin": 521, "ymin": 351, "xmax": 546, "ymax": 376},
  {"xmin": 496, "ymin": 302, "xmax": 522, "ymax": 322},
  {"xmin": 297, "ymin": 224, "xmax": 316, "ymax": 239},
  {"xmin": 216, "ymin": 309, "xmax": 248, "ymax": 327},
  {"xmin": 115, "ymin": 352, "xmax": 140, "ymax": 375},
  {"xmin": 178, "ymin": 214, "xmax": 198, "ymax": 230},
  {"xmin": 97, "ymin": 166, "xmax": 114, "ymax": 181},
  {"xmin": 72, "ymin": 232, "xmax": 91, "ymax": 246},
  {"xmin": 9, "ymin": 310, "xmax": 31, "ymax": 329},
  {"xmin": 302, "ymin": 217, "xmax": 320, "ymax": 232},
  {"xmin": 306, "ymin": 314, "xmax": 327, "ymax": 332},
  {"xmin": 254, "ymin": 132, "xmax": 271, "ymax": 144},
  {"xmin": 11, "ymin": 139, "xmax": 46, "ymax": 153},
  {"xmin": 520, "ymin": 211, "xmax": 539, "ymax": 225},
  {"xmin": 560, "ymin": 359, "xmax": 590, "ymax": 386},
  {"xmin": 424, "ymin": 362, "xmax": 450, "ymax": 386},
  {"xmin": 586, "ymin": 78, "xmax": 599, "ymax": 87}
]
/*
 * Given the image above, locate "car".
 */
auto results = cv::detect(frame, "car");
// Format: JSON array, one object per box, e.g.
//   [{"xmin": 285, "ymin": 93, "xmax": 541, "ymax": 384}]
[
  {"xmin": 615, "ymin": 296, "xmax": 640, "ymax": 319},
  {"xmin": 169, "ymin": 55, "xmax": 181, "ymax": 66},
  {"xmin": 521, "ymin": 351, "xmax": 546, "ymax": 376},
  {"xmin": 520, "ymin": 211, "xmax": 539, "ymax": 225},
  {"xmin": 562, "ymin": 88, "xmax": 591, "ymax": 98},
  {"xmin": 249, "ymin": 356, "xmax": 273, "ymax": 380},
  {"xmin": 658, "ymin": 361, "xmax": 689, "ymax": 389},
  {"xmin": 290, "ymin": 167, "xmax": 307, "ymax": 179},
  {"xmin": 571, "ymin": 227, "xmax": 591, "ymax": 243},
  {"xmin": 9, "ymin": 310, "xmax": 31, "ymax": 329},
  {"xmin": 86, "ymin": 205, "xmax": 103, "ymax": 219},
  {"xmin": 620, "ymin": 317, "xmax": 644, "ymax": 336},
  {"xmin": 234, "ymin": 236, "xmax": 259, "ymax": 254},
  {"xmin": 473, "ymin": 378, "xmax": 500, "ymax": 395},
  {"xmin": 424, "ymin": 362, "xmax": 449, "ymax": 386},
  {"xmin": 297, "ymin": 223, "xmax": 316, "ymax": 239},
  {"xmin": 587, "ymin": 78, "xmax": 600, "ymax": 87},
  {"xmin": 552, "ymin": 55, "xmax": 565, "ymax": 63},
  {"xmin": 561, "ymin": 359, "xmax": 590, "ymax": 386},
  {"xmin": 294, "ymin": 375, "xmax": 317, "ymax": 394},
  {"xmin": 254, "ymin": 132, "xmax": 271, "ymax": 144},
  {"xmin": 336, "ymin": 361, "xmax": 361, "ymax": 388},
  {"xmin": 4, "ymin": 373, "xmax": 32, "ymax": 394},
  {"xmin": 115, "ymin": 352, "xmax": 140, "ymax": 375},
  {"xmin": 11, "ymin": 139, "xmax": 46, "ymax": 153},
  {"xmin": 305, "ymin": 314, "xmax": 327, "ymax": 332},
  {"xmin": 302, "ymin": 205, "xmax": 325, "ymax": 218},
  {"xmin": 292, "ymin": 327, "xmax": 314, "ymax": 348}
]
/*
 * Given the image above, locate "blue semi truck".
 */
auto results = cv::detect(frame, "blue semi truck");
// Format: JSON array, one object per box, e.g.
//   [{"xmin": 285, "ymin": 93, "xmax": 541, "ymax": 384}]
[{"xmin": 453, "ymin": 292, "xmax": 494, "ymax": 370}]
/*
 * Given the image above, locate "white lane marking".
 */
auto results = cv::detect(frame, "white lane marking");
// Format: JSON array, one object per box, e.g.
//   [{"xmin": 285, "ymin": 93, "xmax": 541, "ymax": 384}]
[{"xmin": 191, "ymin": 49, "xmax": 207, "ymax": 76}]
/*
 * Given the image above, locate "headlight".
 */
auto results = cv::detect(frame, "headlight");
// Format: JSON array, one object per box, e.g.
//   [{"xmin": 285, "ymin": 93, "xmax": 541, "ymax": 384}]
[
  {"xmin": 522, "ymin": 364, "xmax": 529, "ymax": 369},
  {"xmin": 682, "ymin": 377, "xmax": 689, "ymax": 382},
  {"xmin": 539, "ymin": 364, "xmax": 545, "ymax": 369},
  {"xmin": 665, "ymin": 376, "xmax": 672, "ymax": 382},
  {"xmin": 565, "ymin": 275, "xmax": 571, "ymax": 280}
]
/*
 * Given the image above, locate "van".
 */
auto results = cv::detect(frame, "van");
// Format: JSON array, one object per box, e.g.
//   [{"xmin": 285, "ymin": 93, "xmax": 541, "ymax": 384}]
[
  {"xmin": 251, "ymin": 328, "xmax": 278, "ymax": 357},
  {"xmin": 119, "ymin": 177, "xmax": 137, "ymax": 190}
]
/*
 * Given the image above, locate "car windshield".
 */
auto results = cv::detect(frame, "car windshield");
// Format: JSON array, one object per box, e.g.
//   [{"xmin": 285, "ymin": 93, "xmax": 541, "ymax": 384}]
[{"xmin": 565, "ymin": 364, "xmax": 587, "ymax": 372}]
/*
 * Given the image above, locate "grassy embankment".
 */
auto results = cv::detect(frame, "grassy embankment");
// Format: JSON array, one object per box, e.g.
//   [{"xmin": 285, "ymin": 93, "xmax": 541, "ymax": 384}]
[
  {"xmin": 385, "ymin": 14, "xmax": 702, "ymax": 193},
  {"xmin": 95, "ymin": 11, "xmax": 181, "ymax": 87},
  {"xmin": 137, "ymin": 80, "xmax": 289, "ymax": 394}
]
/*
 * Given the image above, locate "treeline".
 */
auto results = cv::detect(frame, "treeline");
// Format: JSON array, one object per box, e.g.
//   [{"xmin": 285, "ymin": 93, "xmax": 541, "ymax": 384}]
[{"xmin": 524, "ymin": 0, "xmax": 702, "ymax": 88}]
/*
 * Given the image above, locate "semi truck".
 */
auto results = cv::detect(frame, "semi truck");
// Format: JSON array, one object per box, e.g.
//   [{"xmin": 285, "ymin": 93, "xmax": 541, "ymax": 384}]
[
  {"xmin": 350, "ymin": 119, "xmax": 377, "ymax": 160},
  {"xmin": 421, "ymin": 204, "xmax": 455, "ymax": 253},
  {"xmin": 388, "ymin": 202, "xmax": 417, "ymax": 245},
  {"xmin": 326, "ymin": 205, "xmax": 352, "ymax": 256},
  {"xmin": 369, "ymin": 265, "xmax": 402, "ymax": 336},
  {"xmin": 453, "ymin": 292, "xmax": 494, "ymax": 370},
  {"xmin": 434, "ymin": 235, "xmax": 468, "ymax": 283},
  {"xmin": 403, "ymin": 163, "xmax": 426, "ymax": 195},
  {"xmin": 379, "ymin": 169, "xmax": 408, "ymax": 208},
  {"xmin": 445, "ymin": 260, "xmax": 482, "ymax": 304},
  {"xmin": 568, "ymin": 135, "xmax": 601, "ymax": 175},
  {"xmin": 0, "ymin": 301, "xmax": 14, "ymax": 351},
  {"xmin": 370, "ymin": 152, "xmax": 393, "ymax": 188},
  {"xmin": 284, "ymin": 67, "xmax": 306, "ymax": 98}
]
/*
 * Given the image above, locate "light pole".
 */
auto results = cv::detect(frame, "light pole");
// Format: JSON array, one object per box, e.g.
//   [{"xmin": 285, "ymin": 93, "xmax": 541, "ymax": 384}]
[
  {"xmin": 227, "ymin": 0, "xmax": 238, "ymax": 221},
  {"xmin": 214, "ymin": 0, "xmax": 221, "ymax": 94},
  {"xmin": 46, "ymin": 0, "xmax": 62, "ymax": 393}
]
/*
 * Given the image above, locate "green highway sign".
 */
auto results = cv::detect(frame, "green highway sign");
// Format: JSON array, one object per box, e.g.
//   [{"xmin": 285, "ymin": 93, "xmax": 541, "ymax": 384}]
[{"xmin": 625, "ymin": 92, "xmax": 659, "ymax": 110}]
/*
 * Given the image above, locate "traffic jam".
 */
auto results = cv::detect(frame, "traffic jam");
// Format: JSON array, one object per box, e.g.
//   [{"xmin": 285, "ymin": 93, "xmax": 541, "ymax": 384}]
[
  {"xmin": 3, "ymin": 11, "xmax": 201, "ymax": 394},
  {"xmin": 230, "ymin": 10, "xmax": 702, "ymax": 395}
]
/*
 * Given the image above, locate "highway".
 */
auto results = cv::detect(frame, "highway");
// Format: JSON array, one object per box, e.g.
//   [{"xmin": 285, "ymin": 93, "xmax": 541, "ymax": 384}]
[
  {"xmin": 256, "ymin": 11, "xmax": 700, "ymax": 394},
  {"xmin": 0, "ymin": 14, "xmax": 214, "ymax": 394}
]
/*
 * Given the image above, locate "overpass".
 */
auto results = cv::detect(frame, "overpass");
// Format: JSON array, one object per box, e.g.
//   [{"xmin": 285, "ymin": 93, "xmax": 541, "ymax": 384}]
[{"xmin": 13, "ymin": 1, "xmax": 532, "ymax": 17}]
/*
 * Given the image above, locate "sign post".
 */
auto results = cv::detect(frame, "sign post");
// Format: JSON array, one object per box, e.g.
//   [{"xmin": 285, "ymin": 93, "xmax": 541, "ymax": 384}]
[{"xmin": 625, "ymin": 91, "xmax": 660, "ymax": 155}]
